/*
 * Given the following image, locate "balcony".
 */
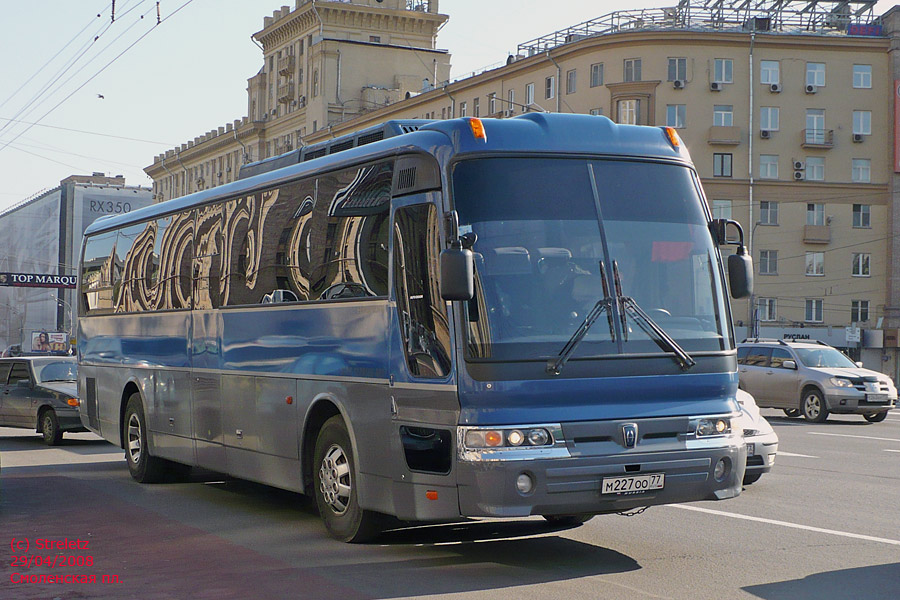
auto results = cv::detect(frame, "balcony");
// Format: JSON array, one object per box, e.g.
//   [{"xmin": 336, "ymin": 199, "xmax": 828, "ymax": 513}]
[
  {"xmin": 278, "ymin": 55, "xmax": 295, "ymax": 76},
  {"xmin": 803, "ymin": 224, "xmax": 831, "ymax": 244},
  {"xmin": 707, "ymin": 126, "xmax": 741, "ymax": 145},
  {"xmin": 801, "ymin": 129, "xmax": 834, "ymax": 149},
  {"xmin": 277, "ymin": 83, "xmax": 294, "ymax": 104}
]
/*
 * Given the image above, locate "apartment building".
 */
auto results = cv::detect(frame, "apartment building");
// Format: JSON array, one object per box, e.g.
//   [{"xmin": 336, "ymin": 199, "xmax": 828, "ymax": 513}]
[{"xmin": 144, "ymin": 1, "xmax": 900, "ymax": 376}]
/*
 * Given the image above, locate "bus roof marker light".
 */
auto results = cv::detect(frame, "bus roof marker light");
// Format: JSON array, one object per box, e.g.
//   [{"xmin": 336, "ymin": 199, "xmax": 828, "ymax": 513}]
[
  {"xmin": 468, "ymin": 118, "xmax": 487, "ymax": 142},
  {"xmin": 664, "ymin": 127, "xmax": 681, "ymax": 148}
]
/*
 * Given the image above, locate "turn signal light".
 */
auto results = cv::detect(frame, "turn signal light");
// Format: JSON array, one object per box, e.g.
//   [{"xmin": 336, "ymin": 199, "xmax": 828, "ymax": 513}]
[
  {"xmin": 664, "ymin": 126, "xmax": 681, "ymax": 148},
  {"xmin": 468, "ymin": 117, "xmax": 487, "ymax": 141},
  {"xmin": 66, "ymin": 398, "xmax": 79, "ymax": 407}
]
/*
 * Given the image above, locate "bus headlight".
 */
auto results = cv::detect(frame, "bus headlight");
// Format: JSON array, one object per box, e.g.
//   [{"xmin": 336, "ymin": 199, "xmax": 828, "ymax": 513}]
[
  {"xmin": 695, "ymin": 417, "xmax": 731, "ymax": 437},
  {"xmin": 459, "ymin": 424, "xmax": 569, "ymax": 461},
  {"xmin": 463, "ymin": 427, "xmax": 553, "ymax": 449}
]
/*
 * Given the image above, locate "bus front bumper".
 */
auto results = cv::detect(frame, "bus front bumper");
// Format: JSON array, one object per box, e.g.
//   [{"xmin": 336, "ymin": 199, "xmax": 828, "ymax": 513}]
[{"xmin": 456, "ymin": 443, "xmax": 745, "ymax": 518}]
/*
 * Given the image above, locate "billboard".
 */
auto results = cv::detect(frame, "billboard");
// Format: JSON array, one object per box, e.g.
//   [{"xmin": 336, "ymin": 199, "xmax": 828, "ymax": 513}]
[{"xmin": 31, "ymin": 331, "xmax": 68, "ymax": 353}]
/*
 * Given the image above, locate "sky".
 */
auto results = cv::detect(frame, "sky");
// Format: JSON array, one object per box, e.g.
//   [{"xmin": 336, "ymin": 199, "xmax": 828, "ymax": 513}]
[{"xmin": 0, "ymin": 0, "xmax": 896, "ymax": 210}]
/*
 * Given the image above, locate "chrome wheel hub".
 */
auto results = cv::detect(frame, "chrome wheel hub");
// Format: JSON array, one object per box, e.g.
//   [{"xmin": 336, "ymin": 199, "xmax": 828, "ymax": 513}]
[
  {"xmin": 804, "ymin": 395, "xmax": 820, "ymax": 419},
  {"xmin": 127, "ymin": 413, "xmax": 142, "ymax": 464},
  {"xmin": 319, "ymin": 444, "xmax": 351, "ymax": 515}
]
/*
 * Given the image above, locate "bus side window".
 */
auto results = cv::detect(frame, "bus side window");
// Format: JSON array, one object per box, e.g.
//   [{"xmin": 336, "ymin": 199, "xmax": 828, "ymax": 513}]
[
  {"xmin": 81, "ymin": 230, "xmax": 119, "ymax": 315},
  {"xmin": 393, "ymin": 204, "xmax": 451, "ymax": 378},
  {"xmin": 194, "ymin": 205, "xmax": 223, "ymax": 309}
]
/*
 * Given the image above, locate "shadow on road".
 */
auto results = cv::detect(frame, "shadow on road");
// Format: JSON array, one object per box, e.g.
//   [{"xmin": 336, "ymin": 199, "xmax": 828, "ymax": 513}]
[{"xmin": 744, "ymin": 563, "xmax": 900, "ymax": 600}]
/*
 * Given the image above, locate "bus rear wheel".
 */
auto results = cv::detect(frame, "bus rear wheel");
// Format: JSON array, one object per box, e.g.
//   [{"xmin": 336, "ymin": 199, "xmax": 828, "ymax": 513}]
[
  {"xmin": 313, "ymin": 416, "xmax": 383, "ymax": 543},
  {"xmin": 123, "ymin": 394, "xmax": 167, "ymax": 483}
]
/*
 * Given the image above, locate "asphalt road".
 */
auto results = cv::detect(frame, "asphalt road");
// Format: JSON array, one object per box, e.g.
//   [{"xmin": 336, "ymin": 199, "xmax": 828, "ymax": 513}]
[{"xmin": 1, "ymin": 409, "xmax": 898, "ymax": 600}]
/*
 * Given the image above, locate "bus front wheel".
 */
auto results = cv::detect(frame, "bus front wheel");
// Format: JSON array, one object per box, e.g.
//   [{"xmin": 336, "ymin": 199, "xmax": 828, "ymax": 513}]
[
  {"xmin": 123, "ymin": 393, "xmax": 167, "ymax": 483},
  {"xmin": 313, "ymin": 416, "xmax": 383, "ymax": 543}
]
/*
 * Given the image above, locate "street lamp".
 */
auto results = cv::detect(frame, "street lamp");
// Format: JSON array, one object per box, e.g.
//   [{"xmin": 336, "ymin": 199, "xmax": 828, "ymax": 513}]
[{"xmin": 49, "ymin": 294, "xmax": 74, "ymax": 347}]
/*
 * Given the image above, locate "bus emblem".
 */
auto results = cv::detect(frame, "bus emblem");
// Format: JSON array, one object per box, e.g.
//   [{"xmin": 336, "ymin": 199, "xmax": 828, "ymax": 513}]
[{"xmin": 622, "ymin": 423, "xmax": 638, "ymax": 448}]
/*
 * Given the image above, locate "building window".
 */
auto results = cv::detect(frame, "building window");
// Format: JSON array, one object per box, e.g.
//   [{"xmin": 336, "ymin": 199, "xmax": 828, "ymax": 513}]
[
  {"xmin": 369, "ymin": 35, "xmax": 381, "ymax": 43},
  {"xmin": 806, "ymin": 109, "xmax": 826, "ymax": 144},
  {"xmin": 711, "ymin": 199, "xmax": 732, "ymax": 219},
  {"xmin": 851, "ymin": 300, "xmax": 870, "ymax": 323},
  {"xmin": 758, "ymin": 298, "xmax": 777, "ymax": 321},
  {"xmin": 459, "ymin": 101, "xmax": 467, "ymax": 117},
  {"xmin": 624, "ymin": 58, "xmax": 641, "ymax": 82},
  {"xmin": 507, "ymin": 89, "xmax": 515, "ymax": 113},
  {"xmin": 852, "ymin": 253, "xmax": 871, "ymax": 277},
  {"xmin": 806, "ymin": 62, "xmax": 825, "ymax": 87},
  {"xmin": 852, "ymin": 159, "xmax": 871, "ymax": 183},
  {"xmin": 760, "ymin": 60, "xmax": 779, "ymax": 84},
  {"xmin": 617, "ymin": 99, "xmax": 640, "ymax": 125},
  {"xmin": 807, "ymin": 202, "xmax": 825, "ymax": 226},
  {"xmin": 759, "ymin": 201, "xmax": 778, "ymax": 225},
  {"xmin": 525, "ymin": 83, "xmax": 535, "ymax": 106},
  {"xmin": 668, "ymin": 57, "xmax": 686, "ymax": 81},
  {"xmin": 759, "ymin": 155, "xmax": 778, "ymax": 179},
  {"xmin": 591, "ymin": 63, "xmax": 604, "ymax": 87},
  {"xmin": 713, "ymin": 153, "xmax": 732, "ymax": 177},
  {"xmin": 714, "ymin": 58, "xmax": 733, "ymax": 83},
  {"xmin": 853, "ymin": 64, "xmax": 872, "ymax": 89},
  {"xmin": 566, "ymin": 69, "xmax": 576, "ymax": 95},
  {"xmin": 473, "ymin": 97, "xmax": 480, "ymax": 117},
  {"xmin": 313, "ymin": 70, "xmax": 319, "ymax": 97},
  {"xmin": 666, "ymin": 104, "xmax": 686, "ymax": 128},
  {"xmin": 853, "ymin": 204, "xmax": 871, "ymax": 228},
  {"xmin": 713, "ymin": 105, "xmax": 733, "ymax": 127},
  {"xmin": 589, "ymin": 108, "xmax": 603, "ymax": 116},
  {"xmin": 545, "ymin": 76, "xmax": 555, "ymax": 100},
  {"xmin": 441, "ymin": 107, "xmax": 446, "ymax": 120},
  {"xmin": 852, "ymin": 110, "xmax": 872, "ymax": 135},
  {"xmin": 759, "ymin": 250, "xmax": 777, "ymax": 275},
  {"xmin": 806, "ymin": 157, "xmax": 825, "ymax": 181},
  {"xmin": 489, "ymin": 94, "xmax": 497, "ymax": 114},
  {"xmin": 806, "ymin": 299, "xmax": 824, "ymax": 323},
  {"xmin": 760, "ymin": 106, "xmax": 779, "ymax": 131},
  {"xmin": 805, "ymin": 252, "xmax": 824, "ymax": 276}
]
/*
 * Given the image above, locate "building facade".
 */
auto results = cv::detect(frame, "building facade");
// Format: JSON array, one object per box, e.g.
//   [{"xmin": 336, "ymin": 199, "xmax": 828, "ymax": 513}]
[
  {"xmin": 145, "ymin": 0, "xmax": 900, "ymax": 377},
  {"xmin": 0, "ymin": 174, "xmax": 153, "ymax": 351}
]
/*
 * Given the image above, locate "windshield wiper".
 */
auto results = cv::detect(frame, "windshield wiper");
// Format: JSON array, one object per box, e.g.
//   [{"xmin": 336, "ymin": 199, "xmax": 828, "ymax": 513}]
[
  {"xmin": 613, "ymin": 260, "xmax": 695, "ymax": 371},
  {"xmin": 547, "ymin": 262, "xmax": 616, "ymax": 375}
]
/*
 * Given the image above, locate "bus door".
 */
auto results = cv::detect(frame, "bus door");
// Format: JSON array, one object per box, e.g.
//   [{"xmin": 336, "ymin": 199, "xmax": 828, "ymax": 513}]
[{"xmin": 388, "ymin": 196, "xmax": 460, "ymax": 519}]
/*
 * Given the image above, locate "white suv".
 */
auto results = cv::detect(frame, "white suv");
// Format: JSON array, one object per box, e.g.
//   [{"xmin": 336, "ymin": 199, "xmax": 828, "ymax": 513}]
[{"xmin": 737, "ymin": 339, "xmax": 896, "ymax": 423}]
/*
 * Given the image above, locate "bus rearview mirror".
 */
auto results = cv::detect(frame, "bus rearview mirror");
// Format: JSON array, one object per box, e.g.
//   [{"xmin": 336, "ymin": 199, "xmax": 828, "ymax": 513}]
[
  {"xmin": 440, "ymin": 247, "xmax": 474, "ymax": 301},
  {"xmin": 728, "ymin": 251, "xmax": 753, "ymax": 299}
]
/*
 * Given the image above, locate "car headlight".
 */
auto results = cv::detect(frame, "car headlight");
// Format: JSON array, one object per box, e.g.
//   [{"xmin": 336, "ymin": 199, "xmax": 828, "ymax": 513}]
[{"xmin": 829, "ymin": 377, "xmax": 854, "ymax": 388}]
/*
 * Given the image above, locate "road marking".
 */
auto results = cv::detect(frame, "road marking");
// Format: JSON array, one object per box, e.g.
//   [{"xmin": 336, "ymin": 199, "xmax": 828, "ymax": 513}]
[
  {"xmin": 777, "ymin": 451, "xmax": 818, "ymax": 458},
  {"xmin": 808, "ymin": 432, "xmax": 900, "ymax": 443},
  {"xmin": 1, "ymin": 453, "xmax": 124, "ymax": 468},
  {"xmin": 885, "ymin": 449, "xmax": 900, "ymax": 454},
  {"xmin": 671, "ymin": 505, "xmax": 900, "ymax": 547}
]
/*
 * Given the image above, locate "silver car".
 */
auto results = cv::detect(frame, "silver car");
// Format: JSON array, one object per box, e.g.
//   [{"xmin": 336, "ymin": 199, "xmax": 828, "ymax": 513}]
[
  {"xmin": 0, "ymin": 357, "xmax": 84, "ymax": 444},
  {"xmin": 736, "ymin": 389, "xmax": 778, "ymax": 485},
  {"xmin": 737, "ymin": 340, "xmax": 897, "ymax": 423}
]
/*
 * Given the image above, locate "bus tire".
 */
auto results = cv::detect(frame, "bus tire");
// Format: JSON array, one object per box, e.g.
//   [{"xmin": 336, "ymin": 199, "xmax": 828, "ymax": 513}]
[
  {"xmin": 542, "ymin": 514, "xmax": 594, "ymax": 526},
  {"xmin": 313, "ymin": 415, "xmax": 383, "ymax": 543},
  {"xmin": 123, "ymin": 393, "xmax": 167, "ymax": 483}
]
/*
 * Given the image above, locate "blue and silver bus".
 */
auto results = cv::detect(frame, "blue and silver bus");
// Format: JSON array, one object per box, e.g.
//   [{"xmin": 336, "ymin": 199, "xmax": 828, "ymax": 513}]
[{"xmin": 77, "ymin": 114, "xmax": 753, "ymax": 542}]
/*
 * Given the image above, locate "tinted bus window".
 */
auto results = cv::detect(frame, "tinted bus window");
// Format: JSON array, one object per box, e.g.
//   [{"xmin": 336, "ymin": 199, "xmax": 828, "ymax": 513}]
[
  {"xmin": 116, "ymin": 223, "xmax": 153, "ymax": 313},
  {"xmin": 195, "ymin": 205, "xmax": 223, "ymax": 309},
  {"xmin": 81, "ymin": 230, "xmax": 119, "ymax": 315},
  {"xmin": 393, "ymin": 203, "xmax": 450, "ymax": 378}
]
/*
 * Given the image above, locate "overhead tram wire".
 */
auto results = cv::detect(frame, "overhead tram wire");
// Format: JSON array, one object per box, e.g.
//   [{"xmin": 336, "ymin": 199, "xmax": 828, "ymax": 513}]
[
  {"xmin": 0, "ymin": 0, "xmax": 154, "ymax": 144},
  {"xmin": 0, "ymin": 0, "xmax": 197, "ymax": 157},
  {"xmin": 0, "ymin": 117, "xmax": 175, "ymax": 146},
  {"xmin": 0, "ymin": 0, "xmax": 143, "ymax": 141},
  {"xmin": 0, "ymin": 2, "xmax": 111, "ymax": 112}
]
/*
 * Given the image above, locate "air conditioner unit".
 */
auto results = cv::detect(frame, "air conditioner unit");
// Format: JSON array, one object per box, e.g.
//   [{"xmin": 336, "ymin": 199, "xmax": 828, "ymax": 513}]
[
  {"xmin": 852, "ymin": 133, "xmax": 864, "ymax": 143},
  {"xmin": 769, "ymin": 83, "xmax": 781, "ymax": 93},
  {"xmin": 217, "ymin": 171, "xmax": 223, "ymax": 177},
  {"xmin": 760, "ymin": 129, "xmax": 771, "ymax": 139},
  {"xmin": 710, "ymin": 82, "xmax": 723, "ymax": 92},
  {"xmin": 793, "ymin": 160, "xmax": 804, "ymax": 171},
  {"xmin": 673, "ymin": 79, "xmax": 685, "ymax": 89},
  {"xmin": 271, "ymin": 109, "xmax": 278, "ymax": 115},
  {"xmin": 805, "ymin": 84, "xmax": 817, "ymax": 94},
  {"xmin": 793, "ymin": 170, "xmax": 805, "ymax": 181}
]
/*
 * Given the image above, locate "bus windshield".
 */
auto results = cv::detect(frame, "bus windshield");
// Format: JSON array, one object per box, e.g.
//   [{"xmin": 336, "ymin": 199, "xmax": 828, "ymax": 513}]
[{"xmin": 452, "ymin": 157, "xmax": 730, "ymax": 362}]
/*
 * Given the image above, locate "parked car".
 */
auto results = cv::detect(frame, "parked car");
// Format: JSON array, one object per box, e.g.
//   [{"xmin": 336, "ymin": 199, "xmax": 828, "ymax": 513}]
[
  {"xmin": 0, "ymin": 357, "xmax": 84, "ymax": 445},
  {"xmin": 737, "ymin": 339, "xmax": 897, "ymax": 423},
  {"xmin": 736, "ymin": 389, "xmax": 778, "ymax": 485}
]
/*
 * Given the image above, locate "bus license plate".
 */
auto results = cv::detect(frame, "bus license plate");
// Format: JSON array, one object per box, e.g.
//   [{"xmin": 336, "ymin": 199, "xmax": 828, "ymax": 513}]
[
  {"xmin": 601, "ymin": 473, "xmax": 664, "ymax": 495},
  {"xmin": 867, "ymin": 393, "xmax": 889, "ymax": 403}
]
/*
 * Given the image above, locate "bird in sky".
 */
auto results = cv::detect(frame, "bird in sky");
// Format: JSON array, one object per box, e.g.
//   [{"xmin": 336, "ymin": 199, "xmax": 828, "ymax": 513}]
[{"xmin": 97, "ymin": 94, "xmax": 105, "ymax": 99}]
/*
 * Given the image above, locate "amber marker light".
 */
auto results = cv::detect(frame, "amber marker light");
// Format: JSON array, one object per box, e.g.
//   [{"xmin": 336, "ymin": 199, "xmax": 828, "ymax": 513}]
[
  {"xmin": 67, "ymin": 398, "xmax": 79, "ymax": 407},
  {"xmin": 468, "ymin": 117, "xmax": 487, "ymax": 141},
  {"xmin": 664, "ymin": 126, "xmax": 681, "ymax": 148},
  {"xmin": 426, "ymin": 490, "xmax": 438, "ymax": 501},
  {"xmin": 484, "ymin": 430, "xmax": 503, "ymax": 447}
]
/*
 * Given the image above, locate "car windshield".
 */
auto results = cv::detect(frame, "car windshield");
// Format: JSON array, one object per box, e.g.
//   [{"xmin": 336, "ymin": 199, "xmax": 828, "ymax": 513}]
[
  {"xmin": 34, "ymin": 361, "xmax": 77, "ymax": 382},
  {"xmin": 452, "ymin": 157, "xmax": 730, "ymax": 362},
  {"xmin": 794, "ymin": 347, "xmax": 857, "ymax": 369}
]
